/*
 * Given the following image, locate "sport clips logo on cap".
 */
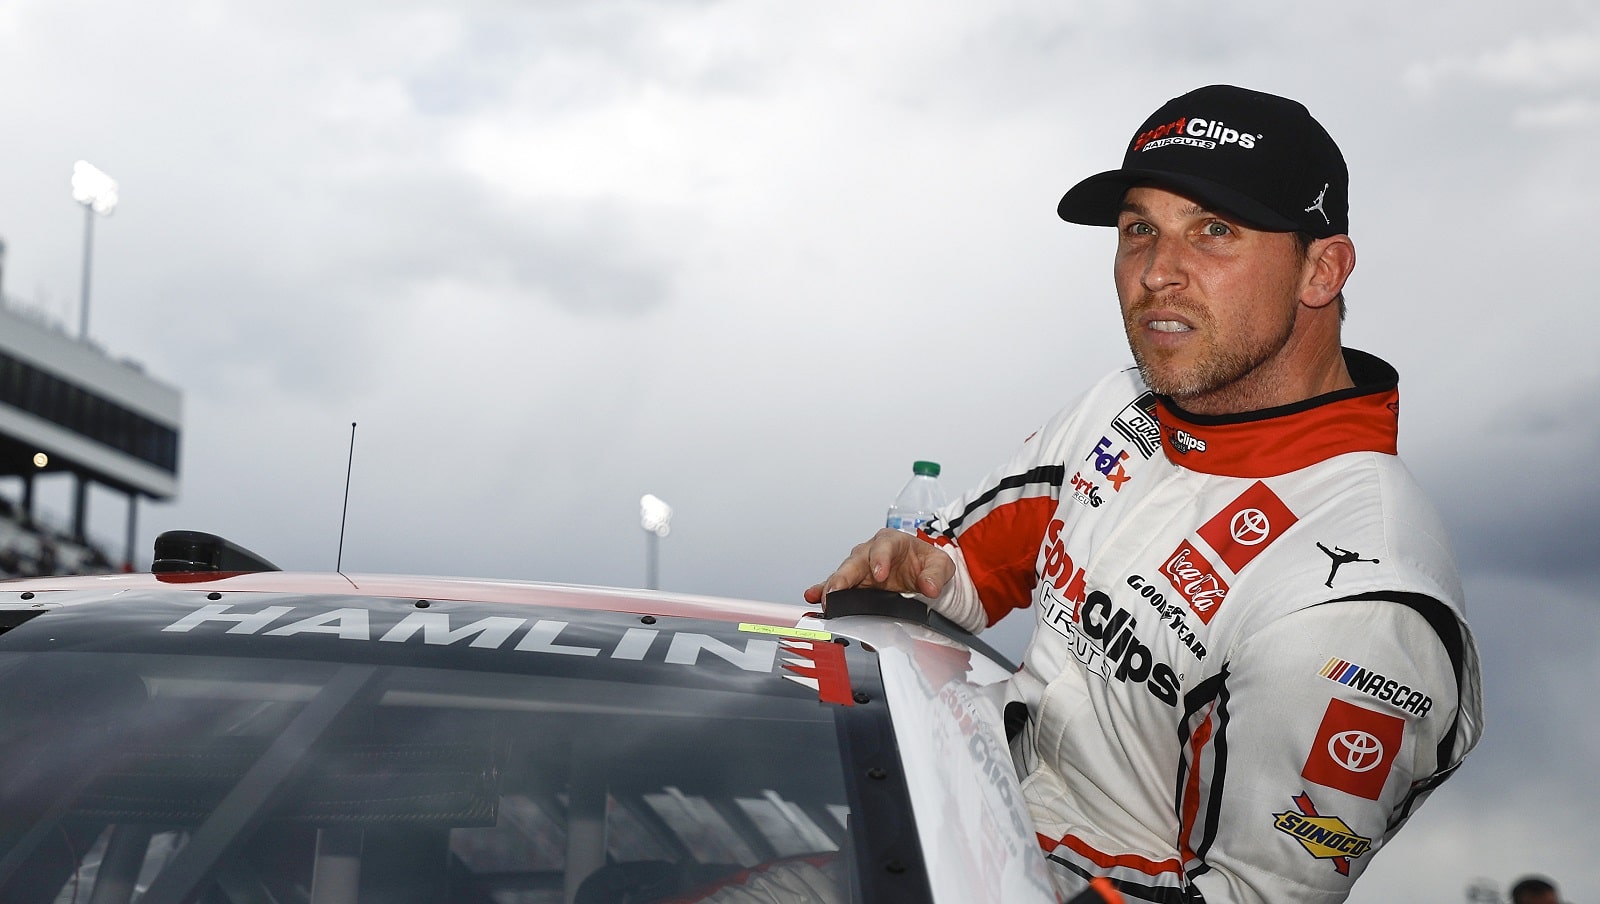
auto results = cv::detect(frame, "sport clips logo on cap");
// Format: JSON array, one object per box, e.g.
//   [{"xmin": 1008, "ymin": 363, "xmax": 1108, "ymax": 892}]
[{"xmin": 1133, "ymin": 115, "xmax": 1261, "ymax": 153}]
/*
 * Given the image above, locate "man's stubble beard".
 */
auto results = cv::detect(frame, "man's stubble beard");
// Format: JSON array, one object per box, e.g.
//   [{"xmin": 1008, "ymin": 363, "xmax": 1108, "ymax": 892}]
[{"xmin": 1125, "ymin": 294, "xmax": 1299, "ymax": 407}]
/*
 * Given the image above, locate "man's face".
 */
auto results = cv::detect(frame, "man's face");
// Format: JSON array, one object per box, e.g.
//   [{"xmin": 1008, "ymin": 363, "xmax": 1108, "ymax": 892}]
[{"xmin": 1113, "ymin": 185, "xmax": 1313, "ymax": 414}]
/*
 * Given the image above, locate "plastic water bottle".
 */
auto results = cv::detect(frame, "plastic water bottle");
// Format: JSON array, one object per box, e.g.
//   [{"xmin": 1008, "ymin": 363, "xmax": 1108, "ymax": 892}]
[{"xmin": 886, "ymin": 460, "xmax": 946, "ymax": 534}]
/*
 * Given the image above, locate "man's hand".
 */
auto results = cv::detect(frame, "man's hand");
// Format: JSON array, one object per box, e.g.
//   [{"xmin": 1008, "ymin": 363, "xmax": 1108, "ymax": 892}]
[{"xmin": 803, "ymin": 528, "xmax": 955, "ymax": 605}]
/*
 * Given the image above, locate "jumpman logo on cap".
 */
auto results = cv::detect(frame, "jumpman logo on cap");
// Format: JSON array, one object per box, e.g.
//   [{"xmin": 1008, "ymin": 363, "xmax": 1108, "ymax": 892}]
[{"xmin": 1304, "ymin": 183, "xmax": 1330, "ymax": 225}]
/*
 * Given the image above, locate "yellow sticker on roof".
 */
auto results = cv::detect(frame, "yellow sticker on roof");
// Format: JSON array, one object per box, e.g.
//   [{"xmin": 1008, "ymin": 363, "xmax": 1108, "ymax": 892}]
[{"xmin": 739, "ymin": 622, "xmax": 832, "ymax": 641}]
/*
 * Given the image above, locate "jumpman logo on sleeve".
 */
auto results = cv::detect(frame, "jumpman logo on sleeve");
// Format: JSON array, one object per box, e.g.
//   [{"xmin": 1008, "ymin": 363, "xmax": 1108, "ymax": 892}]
[{"xmin": 1316, "ymin": 542, "xmax": 1379, "ymax": 588}]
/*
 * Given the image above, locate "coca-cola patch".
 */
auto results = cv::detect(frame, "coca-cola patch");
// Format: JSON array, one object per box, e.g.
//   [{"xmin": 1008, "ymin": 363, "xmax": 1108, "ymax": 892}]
[{"xmin": 1161, "ymin": 540, "xmax": 1230, "ymax": 624}]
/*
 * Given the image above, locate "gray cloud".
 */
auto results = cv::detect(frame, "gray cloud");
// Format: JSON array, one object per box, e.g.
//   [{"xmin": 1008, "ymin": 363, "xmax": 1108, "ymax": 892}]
[{"xmin": 1431, "ymin": 379, "xmax": 1600, "ymax": 580}]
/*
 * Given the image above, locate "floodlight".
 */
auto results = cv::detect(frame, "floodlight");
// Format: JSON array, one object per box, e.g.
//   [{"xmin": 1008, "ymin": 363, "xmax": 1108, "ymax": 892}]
[
  {"xmin": 71, "ymin": 161, "xmax": 119, "ymax": 215},
  {"xmin": 70, "ymin": 161, "xmax": 120, "ymax": 341},
  {"xmin": 640, "ymin": 494, "xmax": 673, "ymax": 538}
]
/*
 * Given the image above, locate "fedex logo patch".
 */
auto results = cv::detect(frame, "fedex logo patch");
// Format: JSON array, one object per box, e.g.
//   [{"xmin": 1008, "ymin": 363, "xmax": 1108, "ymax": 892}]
[
  {"xmin": 1301, "ymin": 698, "xmax": 1404, "ymax": 801},
  {"xmin": 1197, "ymin": 481, "xmax": 1297, "ymax": 574}
]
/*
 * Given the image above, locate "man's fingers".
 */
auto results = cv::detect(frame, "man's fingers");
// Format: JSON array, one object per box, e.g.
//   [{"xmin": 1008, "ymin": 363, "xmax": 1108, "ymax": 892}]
[
  {"xmin": 828, "ymin": 550, "xmax": 874, "ymax": 590},
  {"xmin": 913, "ymin": 541, "xmax": 955, "ymax": 597},
  {"xmin": 866, "ymin": 529, "xmax": 905, "ymax": 584},
  {"xmin": 868, "ymin": 529, "xmax": 953, "ymax": 597},
  {"xmin": 808, "ymin": 529, "xmax": 952, "ymax": 603}
]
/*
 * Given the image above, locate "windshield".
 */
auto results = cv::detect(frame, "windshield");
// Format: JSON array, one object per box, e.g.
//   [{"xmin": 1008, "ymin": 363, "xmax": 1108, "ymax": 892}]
[{"xmin": 0, "ymin": 595, "xmax": 903, "ymax": 904}]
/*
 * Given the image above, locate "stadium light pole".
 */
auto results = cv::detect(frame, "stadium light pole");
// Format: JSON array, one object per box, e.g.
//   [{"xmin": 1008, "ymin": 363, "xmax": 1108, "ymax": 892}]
[
  {"xmin": 640, "ymin": 494, "xmax": 672, "ymax": 590},
  {"xmin": 71, "ymin": 160, "xmax": 118, "ymax": 342}
]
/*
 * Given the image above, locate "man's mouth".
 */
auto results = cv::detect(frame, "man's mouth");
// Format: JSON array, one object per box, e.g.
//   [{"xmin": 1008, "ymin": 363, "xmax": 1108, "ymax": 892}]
[{"xmin": 1147, "ymin": 320, "xmax": 1192, "ymax": 333}]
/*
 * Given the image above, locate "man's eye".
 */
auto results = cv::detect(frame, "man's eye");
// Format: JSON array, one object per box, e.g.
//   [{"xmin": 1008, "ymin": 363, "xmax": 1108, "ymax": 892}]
[
  {"xmin": 1126, "ymin": 222, "xmax": 1154, "ymax": 236},
  {"xmin": 1204, "ymin": 221, "xmax": 1232, "ymax": 236}
]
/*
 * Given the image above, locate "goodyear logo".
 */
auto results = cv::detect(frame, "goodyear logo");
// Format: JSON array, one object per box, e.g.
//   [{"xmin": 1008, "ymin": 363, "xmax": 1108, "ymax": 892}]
[{"xmin": 1272, "ymin": 792, "xmax": 1372, "ymax": 876}]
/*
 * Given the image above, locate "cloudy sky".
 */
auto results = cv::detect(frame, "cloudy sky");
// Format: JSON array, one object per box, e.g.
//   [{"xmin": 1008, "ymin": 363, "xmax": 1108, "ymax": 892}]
[{"xmin": 3, "ymin": 1, "xmax": 1597, "ymax": 900}]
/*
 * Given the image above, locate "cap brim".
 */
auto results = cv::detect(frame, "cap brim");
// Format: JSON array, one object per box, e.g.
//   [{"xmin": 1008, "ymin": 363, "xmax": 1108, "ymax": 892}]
[{"xmin": 1058, "ymin": 168, "xmax": 1303, "ymax": 233}]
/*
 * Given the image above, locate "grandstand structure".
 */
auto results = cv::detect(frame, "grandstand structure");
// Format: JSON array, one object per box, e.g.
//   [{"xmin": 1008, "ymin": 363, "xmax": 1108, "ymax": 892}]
[{"xmin": 0, "ymin": 237, "xmax": 182, "ymax": 574}]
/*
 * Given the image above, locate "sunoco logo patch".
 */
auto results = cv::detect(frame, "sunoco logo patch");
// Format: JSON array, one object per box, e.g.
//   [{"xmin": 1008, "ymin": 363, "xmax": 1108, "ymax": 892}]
[{"xmin": 1273, "ymin": 792, "xmax": 1372, "ymax": 876}]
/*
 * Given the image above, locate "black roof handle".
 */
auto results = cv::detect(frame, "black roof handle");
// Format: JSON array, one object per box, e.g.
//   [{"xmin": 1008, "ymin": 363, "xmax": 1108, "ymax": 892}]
[
  {"xmin": 151, "ymin": 530, "xmax": 281, "ymax": 574},
  {"xmin": 820, "ymin": 587, "xmax": 1018, "ymax": 673}
]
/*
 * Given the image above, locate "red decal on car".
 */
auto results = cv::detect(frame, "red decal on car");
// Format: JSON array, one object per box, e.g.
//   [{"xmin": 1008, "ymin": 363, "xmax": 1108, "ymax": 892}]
[{"xmin": 781, "ymin": 639, "xmax": 854, "ymax": 706}]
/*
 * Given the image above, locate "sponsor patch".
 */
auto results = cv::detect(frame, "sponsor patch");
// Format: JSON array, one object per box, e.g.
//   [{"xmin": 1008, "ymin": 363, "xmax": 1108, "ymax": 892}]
[
  {"xmin": 1167, "ymin": 428, "xmax": 1207, "ymax": 455},
  {"xmin": 1160, "ymin": 541, "xmax": 1229, "ymax": 624},
  {"xmin": 1039, "ymin": 519, "xmax": 1190, "ymax": 701},
  {"xmin": 1316, "ymin": 542, "xmax": 1380, "ymax": 589},
  {"xmin": 1197, "ymin": 481, "xmax": 1297, "ymax": 574},
  {"xmin": 1086, "ymin": 437, "xmax": 1132, "ymax": 491},
  {"xmin": 1068, "ymin": 471, "xmax": 1106, "ymax": 508},
  {"xmin": 1037, "ymin": 589, "xmax": 1180, "ymax": 707},
  {"xmin": 1272, "ymin": 792, "xmax": 1372, "ymax": 875},
  {"xmin": 1112, "ymin": 393, "xmax": 1162, "ymax": 459},
  {"xmin": 1301, "ymin": 698, "xmax": 1404, "ymax": 800},
  {"xmin": 1125, "ymin": 574, "xmax": 1207, "ymax": 661},
  {"xmin": 1318, "ymin": 657, "xmax": 1433, "ymax": 718},
  {"xmin": 1132, "ymin": 116, "xmax": 1262, "ymax": 153}
]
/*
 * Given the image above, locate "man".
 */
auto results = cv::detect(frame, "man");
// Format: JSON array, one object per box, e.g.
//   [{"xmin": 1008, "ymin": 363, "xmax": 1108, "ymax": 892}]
[
  {"xmin": 1510, "ymin": 876, "xmax": 1562, "ymax": 904},
  {"xmin": 806, "ymin": 85, "xmax": 1484, "ymax": 902}
]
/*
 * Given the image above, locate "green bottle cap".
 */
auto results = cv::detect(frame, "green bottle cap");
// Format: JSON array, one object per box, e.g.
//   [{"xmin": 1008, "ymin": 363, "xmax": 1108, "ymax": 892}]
[{"xmin": 912, "ymin": 461, "xmax": 941, "ymax": 477}]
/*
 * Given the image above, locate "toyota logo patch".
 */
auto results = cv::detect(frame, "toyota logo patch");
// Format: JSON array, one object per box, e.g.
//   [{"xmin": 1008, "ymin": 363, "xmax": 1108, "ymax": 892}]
[
  {"xmin": 1229, "ymin": 508, "xmax": 1272, "ymax": 546},
  {"xmin": 1302, "ymin": 699, "xmax": 1404, "ymax": 800},
  {"xmin": 1328, "ymin": 730, "xmax": 1384, "ymax": 773}
]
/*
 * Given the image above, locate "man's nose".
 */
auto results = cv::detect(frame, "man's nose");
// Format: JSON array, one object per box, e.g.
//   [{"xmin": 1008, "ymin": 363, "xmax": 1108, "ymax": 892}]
[{"xmin": 1141, "ymin": 237, "xmax": 1187, "ymax": 293}]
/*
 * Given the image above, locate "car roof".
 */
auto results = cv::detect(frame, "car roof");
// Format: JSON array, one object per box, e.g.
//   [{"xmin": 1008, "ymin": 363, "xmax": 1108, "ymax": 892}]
[
  {"xmin": 0, "ymin": 570, "xmax": 1022, "ymax": 676},
  {"xmin": 0, "ymin": 570, "xmax": 816, "ymax": 625}
]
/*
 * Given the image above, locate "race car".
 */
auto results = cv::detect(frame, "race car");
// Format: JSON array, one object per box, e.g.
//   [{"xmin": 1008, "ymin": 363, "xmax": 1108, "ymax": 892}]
[{"xmin": 0, "ymin": 530, "xmax": 1063, "ymax": 904}]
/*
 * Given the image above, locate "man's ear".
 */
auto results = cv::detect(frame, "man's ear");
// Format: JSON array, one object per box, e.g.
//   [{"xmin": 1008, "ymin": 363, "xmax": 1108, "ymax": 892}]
[{"xmin": 1302, "ymin": 235, "xmax": 1356, "ymax": 309}]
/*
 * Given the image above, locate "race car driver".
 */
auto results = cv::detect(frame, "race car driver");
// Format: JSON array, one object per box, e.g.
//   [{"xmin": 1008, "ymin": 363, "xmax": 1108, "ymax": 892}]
[{"xmin": 806, "ymin": 85, "xmax": 1484, "ymax": 902}]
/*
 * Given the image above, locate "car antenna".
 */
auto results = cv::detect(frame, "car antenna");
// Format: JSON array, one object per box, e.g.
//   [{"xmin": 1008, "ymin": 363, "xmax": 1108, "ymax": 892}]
[{"xmin": 337, "ymin": 421, "xmax": 356, "ymax": 573}]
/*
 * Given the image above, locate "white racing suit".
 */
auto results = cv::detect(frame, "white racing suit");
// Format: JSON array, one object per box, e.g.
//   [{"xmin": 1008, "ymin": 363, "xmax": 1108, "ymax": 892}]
[{"xmin": 921, "ymin": 349, "xmax": 1483, "ymax": 903}]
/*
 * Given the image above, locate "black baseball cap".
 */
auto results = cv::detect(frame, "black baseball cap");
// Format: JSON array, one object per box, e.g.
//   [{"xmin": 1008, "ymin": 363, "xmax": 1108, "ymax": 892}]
[{"xmin": 1057, "ymin": 85, "xmax": 1348, "ymax": 237}]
